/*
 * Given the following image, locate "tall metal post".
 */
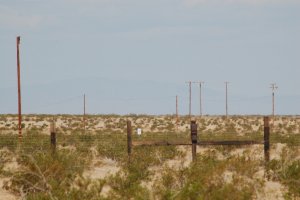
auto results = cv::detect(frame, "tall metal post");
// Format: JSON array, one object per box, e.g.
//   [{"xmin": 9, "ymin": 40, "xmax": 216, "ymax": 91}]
[
  {"xmin": 16, "ymin": 36, "xmax": 22, "ymax": 140},
  {"xmin": 83, "ymin": 94, "xmax": 86, "ymax": 133},
  {"xmin": 176, "ymin": 95, "xmax": 179, "ymax": 131},
  {"xmin": 188, "ymin": 81, "xmax": 192, "ymax": 118}
]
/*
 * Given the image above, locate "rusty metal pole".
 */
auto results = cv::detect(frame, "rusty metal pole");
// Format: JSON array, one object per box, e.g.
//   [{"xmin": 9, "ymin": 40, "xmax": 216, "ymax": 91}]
[
  {"xmin": 199, "ymin": 82, "xmax": 203, "ymax": 117},
  {"xmin": 127, "ymin": 120, "xmax": 132, "ymax": 158},
  {"xmin": 50, "ymin": 120, "xmax": 56, "ymax": 154},
  {"xmin": 264, "ymin": 116, "xmax": 270, "ymax": 163},
  {"xmin": 16, "ymin": 36, "xmax": 22, "ymax": 140},
  {"xmin": 176, "ymin": 95, "xmax": 179, "ymax": 131},
  {"xmin": 83, "ymin": 94, "xmax": 86, "ymax": 133},
  {"xmin": 191, "ymin": 120, "xmax": 197, "ymax": 162},
  {"xmin": 189, "ymin": 82, "xmax": 192, "ymax": 119}
]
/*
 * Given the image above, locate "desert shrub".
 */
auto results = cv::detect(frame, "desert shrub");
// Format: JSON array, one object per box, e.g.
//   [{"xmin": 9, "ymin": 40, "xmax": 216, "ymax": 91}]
[
  {"xmin": 282, "ymin": 160, "xmax": 300, "ymax": 198},
  {"xmin": 96, "ymin": 133, "xmax": 127, "ymax": 161},
  {"xmin": 7, "ymin": 149, "xmax": 88, "ymax": 200},
  {"xmin": 0, "ymin": 150, "xmax": 13, "ymax": 175},
  {"xmin": 0, "ymin": 134, "xmax": 18, "ymax": 151},
  {"xmin": 153, "ymin": 151, "xmax": 261, "ymax": 200},
  {"xmin": 268, "ymin": 147, "xmax": 300, "ymax": 198}
]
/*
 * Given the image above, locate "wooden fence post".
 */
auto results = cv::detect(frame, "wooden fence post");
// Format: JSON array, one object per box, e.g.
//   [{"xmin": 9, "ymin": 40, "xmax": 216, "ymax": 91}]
[
  {"xmin": 127, "ymin": 120, "xmax": 132, "ymax": 159},
  {"xmin": 264, "ymin": 116, "xmax": 270, "ymax": 179},
  {"xmin": 50, "ymin": 121, "xmax": 56, "ymax": 153},
  {"xmin": 264, "ymin": 116, "xmax": 270, "ymax": 163},
  {"xmin": 191, "ymin": 120, "xmax": 197, "ymax": 162}
]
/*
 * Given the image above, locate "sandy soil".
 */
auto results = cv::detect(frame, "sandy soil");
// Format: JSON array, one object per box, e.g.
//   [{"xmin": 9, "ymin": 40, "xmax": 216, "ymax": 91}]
[
  {"xmin": 0, "ymin": 115, "xmax": 298, "ymax": 199},
  {"xmin": 83, "ymin": 158, "xmax": 120, "ymax": 180},
  {"xmin": 1, "ymin": 115, "xmax": 300, "ymax": 135},
  {"xmin": 0, "ymin": 178, "xmax": 17, "ymax": 200}
]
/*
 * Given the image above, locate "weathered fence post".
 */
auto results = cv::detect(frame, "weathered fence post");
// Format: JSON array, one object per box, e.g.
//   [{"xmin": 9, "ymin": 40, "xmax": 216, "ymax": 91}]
[
  {"xmin": 50, "ymin": 121, "xmax": 56, "ymax": 154},
  {"xmin": 127, "ymin": 120, "xmax": 132, "ymax": 159},
  {"xmin": 191, "ymin": 120, "xmax": 197, "ymax": 162},
  {"xmin": 264, "ymin": 116, "xmax": 270, "ymax": 163}
]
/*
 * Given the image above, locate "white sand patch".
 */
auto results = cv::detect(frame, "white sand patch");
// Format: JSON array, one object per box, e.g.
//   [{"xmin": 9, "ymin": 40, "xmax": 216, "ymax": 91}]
[
  {"xmin": 3, "ymin": 158, "xmax": 19, "ymax": 173},
  {"xmin": 83, "ymin": 158, "xmax": 120, "ymax": 180},
  {"xmin": 273, "ymin": 119, "xmax": 283, "ymax": 127},
  {"xmin": 271, "ymin": 143, "xmax": 287, "ymax": 160},
  {"xmin": 205, "ymin": 124, "xmax": 217, "ymax": 131},
  {"xmin": 58, "ymin": 145, "xmax": 76, "ymax": 152},
  {"xmin": 262, "ymin": 181, "xmax": 285, "ymax": 200},
  {"xmin": 253, "ymin": 168, "xmax": 265, "ymax": 180},
  {"xmin": 0, "ymin": 178, "xmax": 18, "ymax": 200},
  {"xmin": 177, "ymin": 146, "xmax": 193, "ymax": 167},
  {"xmin": 95, "ymin": 121, "xmax": 105, "ymax": 129},
  {"xmin": 223, "ymin": 170, "xmax": 234, "ymax": 183},
  {"xmin": 101, "ymin": 185, "xmax": 112, "ymax": 197},
  {"xmin": 55, "ymin": 118, "xmax": 66, "ymax": 127},
  {"xmin": 251, "ymin": 125, "xmax": 260, "ymax": 132}
]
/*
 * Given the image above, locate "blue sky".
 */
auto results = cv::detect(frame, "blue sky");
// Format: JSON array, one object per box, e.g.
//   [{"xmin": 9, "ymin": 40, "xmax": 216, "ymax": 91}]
[{"xmin": 1, "ymin": 0, "xmax": 300, "ymax": 115}]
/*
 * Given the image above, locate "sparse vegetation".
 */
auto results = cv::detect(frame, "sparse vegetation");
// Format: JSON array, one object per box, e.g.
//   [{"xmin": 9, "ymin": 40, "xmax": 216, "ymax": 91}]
[{"xmin": 0, "ymin": 115, "xmax": 299, "ymax": 199}]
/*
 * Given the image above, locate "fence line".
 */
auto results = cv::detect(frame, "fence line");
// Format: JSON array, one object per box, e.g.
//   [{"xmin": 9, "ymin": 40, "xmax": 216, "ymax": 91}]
[{"xmin": 127, "ymin": 116, "xmax": 271, "ymax": 162}]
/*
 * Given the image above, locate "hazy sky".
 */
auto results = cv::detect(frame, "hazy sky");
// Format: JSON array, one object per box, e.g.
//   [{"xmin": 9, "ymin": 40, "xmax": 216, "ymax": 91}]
[{"xmin": 1, "ymin": 0, "xmax": 300, "ymax": 115}]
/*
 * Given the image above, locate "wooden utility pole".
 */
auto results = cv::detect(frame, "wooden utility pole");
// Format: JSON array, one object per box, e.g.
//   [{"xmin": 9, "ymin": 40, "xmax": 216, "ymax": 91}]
[
  {"xmin": 185, "ymin": 81, "xmax": 192, "ymax": 118},
  {"xmin": 16, "ymin": 36, "xmax": 22, "ymax": 140},
  {"xmin": 225, "ymin": 82, "xmax": 229, "ymax": 118},
  {"xmin": 176, "ymin": 95, "xmax": 179, "ymax": 130},
  {"xmin": 83, "ymin": 94, "xmax": 86, "ymax": 133},
  {"xmin": 199, "ymin": 82, "xmax": 204, "ymax": 117},
  {"xmin": 192, "ymin": 81, "xmax": 204, "ymax": 117},
  {"xmin": 270, "ymin": 83, "xmax": 278, "ymax": 117}
]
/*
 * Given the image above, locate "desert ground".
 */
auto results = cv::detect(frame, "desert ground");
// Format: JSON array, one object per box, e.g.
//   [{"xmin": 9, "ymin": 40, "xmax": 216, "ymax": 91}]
[{"xmin": 0, "ymin": 114, "xmax": 299, "ymax": 200}]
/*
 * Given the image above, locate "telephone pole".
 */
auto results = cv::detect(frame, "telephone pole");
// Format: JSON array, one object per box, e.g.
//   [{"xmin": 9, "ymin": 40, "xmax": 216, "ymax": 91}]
[
  {"xmin": 185, "ymin": 81, "xmax": 192, "ymax": 118},
  {"xmin": 16, "ymin": 36, "xmax": 22, "ymax": 140},
  {"xmin": 192, "ymin": 81, "xmax": 204, "ymax": 117},
  {"xmin": 225, "ymin": 82, "xmax": 229, "ymax": 118},
  {"xmin": 176, "ymin": 95, "xmax": 178, "ymax": 122},
  {"xmin": 176, "ymin": 95, "xmax": 179, "ymax": 131},
  {"xmin": 270, "ymin": 83, "xmax": 278, "ymax": 116},
  {"xmin": 83, "ymin": 94, "xmax": 86, "ymax": 133}
]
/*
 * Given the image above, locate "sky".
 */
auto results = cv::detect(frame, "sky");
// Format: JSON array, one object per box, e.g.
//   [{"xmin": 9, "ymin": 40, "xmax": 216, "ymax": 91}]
[{"xmin": 1, "ymin": 0, "xmax": 300, "ymax": 115}]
